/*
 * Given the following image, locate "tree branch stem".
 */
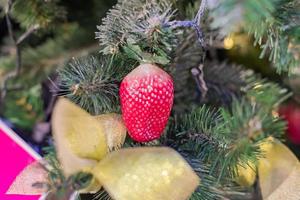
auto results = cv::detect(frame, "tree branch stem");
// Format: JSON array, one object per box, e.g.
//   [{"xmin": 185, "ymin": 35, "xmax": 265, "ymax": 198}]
[{"xmin": 17, "ymin": 24, "xmax": 39, "ymax": 45}]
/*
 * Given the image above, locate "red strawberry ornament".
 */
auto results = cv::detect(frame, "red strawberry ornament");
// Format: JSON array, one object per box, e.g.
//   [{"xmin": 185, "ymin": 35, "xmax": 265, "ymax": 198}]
[
  {"xmin": 279, "ymin": 103, "xmax": 300, "ymax": 144},
  {"xmin": 120, "ymin": 64, "xmax": 174, "ymax": 142}
]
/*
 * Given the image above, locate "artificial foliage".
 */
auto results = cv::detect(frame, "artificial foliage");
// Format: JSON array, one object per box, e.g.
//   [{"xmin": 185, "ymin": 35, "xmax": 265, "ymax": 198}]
[
  {"xmin": 1, "ymin": 0, "xmax": 300, "ymax": 199},
  {"xmin": 0, "ymin": 0, "xmax": 114, "ymax": 129},
  {"xmin": 209, "ymin": 0, "xmax": 300, "ymax": 73},
  {"xmin": 11, "ymin": 0, "xmax": 66, "ymax": 29},
  {"xmin": 57, "ymin": 56, "xmax": 134, "ymax": 115}
]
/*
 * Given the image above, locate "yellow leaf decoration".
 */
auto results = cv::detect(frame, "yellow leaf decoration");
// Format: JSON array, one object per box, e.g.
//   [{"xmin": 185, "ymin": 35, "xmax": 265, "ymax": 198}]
[
  {"xmin": 235, "ymin": 161, "xmax": 256, "ymax": 187},
  {"xmin": 51, "ymin": 98, "xmax": 107, "ymax": 176},
  {"xmin": 92, "ymin": 147, "xmax": 200, "ymax": 200},
  {"xmin": 258, "ymin": 138, "xmax": 300, "ymax": 200},
  {"xmin": 94, "ymin": 113, "xmax": 127, "ymax": 151}
]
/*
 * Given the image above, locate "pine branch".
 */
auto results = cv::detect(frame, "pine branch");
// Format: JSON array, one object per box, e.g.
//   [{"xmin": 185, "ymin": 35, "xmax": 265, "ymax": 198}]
[
  {"xmin": 93, "ymin": 189, "xmax": 112, "ymax": 200},
  {"xmin": 242, "ymin": 74, "xmax": 292, "ymax": 110},
  {"xmin": 184, "ymin": 155, "xmax": 229, "ymax": 200},
  {"xmin": 171, "ymin": 28, "xmax": 237, "ymax": 112},
  {"xmin": 173, "ymin": 42, "xmax": 291, "ymax": 108},
  {"xmin": 11, "ymin": 0, "xmax": 66, "ymax": 29},
  {"xmin": 188, "ymin": 159, "xmax": 252, "ymax": 200},
  {"xmin": 0, "ymin": 25, "xmax": 99, "ymax": 127},
  {"xmin": 171, "ymin": 31, "xmax": 204, "ymax": 113},
  {"xmin": 0, "ymin": 0, "xmax": 66, "ymax": 113},
  {"xmin": 165, "ymin": 95, "xmax": 287, "ymax": 182},
  {"xmin": 95, "ymin": 0, "xmax": 212, "ymax": 71},
  {"xmin": 168, "ymin": 51, "xmax": 289, "ymax": 182},
  {"xmin": 165, "ymin": 127, "xmax": 250, "ymax": 199},
  {"xmin": 3, "ymin": 84, "xmax": 44, "ymax": 129},
  {"xmin": 43, "ymin": 147, "xmax": 93, "ymax": 200},
  {"xmin": 202, "ymin": 61, "xmax": 291, "ymax": 108},
  {"xmin": 95, "ymin": 0, "xmax": 175, "ymax": 55},
  {"xmin": 57, "ymin": 55, "xmax": 135, "ymax": 115},
  {"xmin": 209, "ymin": 0, "xmax": 300, "ymax": 73},
  {"xmin": 202, "ymin": 62, "xmax": 246, "ymax": 106},
  {"xmin": 16, "ymin": 24, "xmax": 40, "ymax": 45},
  {"xmin": 1, "ymin": 0, "xmax": 21, "ymax": 113}
]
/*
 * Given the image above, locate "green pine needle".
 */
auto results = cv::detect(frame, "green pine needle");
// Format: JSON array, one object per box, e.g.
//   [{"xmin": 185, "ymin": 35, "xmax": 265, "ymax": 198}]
[
  {"xmin": 210, "ymin": 0, "xmax": 300, "ymax": 73},
  {"xmin": 95, "ymin": 0, "xmax": 178, "ymax": 62},
  {"xmin": 96, "ymin": 0, "xmax": 173, "ymax": 53},
  {"xmin": 57, "ymin": 55, "xmax": 134, "ymax": 115},
  {"xmin": 12, "ymin": 0, "xmax": 66, "ymax": 29},
  {"xmin": 166, "ymin": 96, "xmax": 286, "ymax": 181}
]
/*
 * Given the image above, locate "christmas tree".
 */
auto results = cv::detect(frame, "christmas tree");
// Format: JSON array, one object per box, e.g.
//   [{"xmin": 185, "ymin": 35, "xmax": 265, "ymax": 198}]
[{"xmin": 1, "ymin": 0, "xmax": 300, "ymax": 199}]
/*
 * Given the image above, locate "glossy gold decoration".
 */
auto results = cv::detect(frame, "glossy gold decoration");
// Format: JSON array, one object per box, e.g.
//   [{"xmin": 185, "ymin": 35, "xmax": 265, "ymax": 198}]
[
  {"xmin": 258, "ymin": 138, "xmax": 300, "ymax": 200},
  {"xmin": 92, "ymin": 147, "xmax": 200, "ymax": 200},
  {"xmin": 235, "ymin": 161, "xmax": 256, "ymax": 187}
]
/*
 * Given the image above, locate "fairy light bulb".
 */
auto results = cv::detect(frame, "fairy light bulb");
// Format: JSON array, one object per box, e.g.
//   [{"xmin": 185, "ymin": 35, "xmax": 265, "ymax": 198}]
[{"xmin": 224, "ymin": 36, "xmax": 234, "ymax": 49}]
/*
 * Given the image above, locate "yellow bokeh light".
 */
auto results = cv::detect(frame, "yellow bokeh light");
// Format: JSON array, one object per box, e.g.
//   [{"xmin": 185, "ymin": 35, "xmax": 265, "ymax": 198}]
[
  {"xmin": 224, "ymin": 36, "xmax": 234, "ymax": 49},
  {"xmin": 253, "ymin": 84, "xmax": 263, "ymax": 89},
  {"xmin": 272, "ymin": 110, "xmax": 279, "ymax": 118}
]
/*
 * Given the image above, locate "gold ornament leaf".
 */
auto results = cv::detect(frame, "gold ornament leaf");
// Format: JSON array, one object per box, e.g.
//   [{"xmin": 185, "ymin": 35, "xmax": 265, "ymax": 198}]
[
  {"xmin": 51, "ymin": 98, "xmax": 107, "ymax": 176},
  {"xmin": 258, "ymin": 138, "xmax": 300, "ymax": 200},
  {"xmin": 235, "ymin": 161, "xmax": 256, "ymax": 187},
  {"xmin": 92, "ymin": 147, "xmax": 200, "ymax": 200},
  {"xmin": 6, "ymin": 161, "xmax": 48, "ymax": 195},
  {"xmin": 94, "ymin": 114, "xmax": 127, "ymax": 151}
]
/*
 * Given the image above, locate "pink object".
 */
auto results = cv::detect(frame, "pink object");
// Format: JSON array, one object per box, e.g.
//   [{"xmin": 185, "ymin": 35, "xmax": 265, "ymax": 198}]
[{"xmin": 0, "ymin": 120, "xmax": 42, "ymax": 200}]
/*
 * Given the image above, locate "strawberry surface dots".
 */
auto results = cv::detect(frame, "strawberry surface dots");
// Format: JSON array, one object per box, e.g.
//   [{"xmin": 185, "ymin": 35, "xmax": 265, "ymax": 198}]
[{"xmin": 120, "ymin": 64, "xmax": 174, "ymax": 142}]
